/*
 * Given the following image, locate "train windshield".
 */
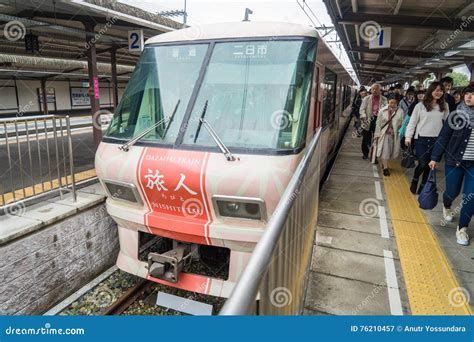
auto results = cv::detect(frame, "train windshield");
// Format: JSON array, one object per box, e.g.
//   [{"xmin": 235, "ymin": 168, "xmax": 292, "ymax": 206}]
[
  {"xmin": 183, "ymin": 40, "xmax": 316, "ymax": 150},
  {"xmin": 106, "ymin": 44, "xmax": 209, "ymax": 143},
  {"xmin": 106, "ymin": 39, "xmax": 316, "ymax": 151}
]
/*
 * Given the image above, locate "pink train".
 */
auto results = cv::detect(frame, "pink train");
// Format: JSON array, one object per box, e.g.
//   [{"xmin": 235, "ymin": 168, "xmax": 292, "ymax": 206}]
[{"xmin": 96, "ymin": 21, "xmax": 355, "ymax": 298}]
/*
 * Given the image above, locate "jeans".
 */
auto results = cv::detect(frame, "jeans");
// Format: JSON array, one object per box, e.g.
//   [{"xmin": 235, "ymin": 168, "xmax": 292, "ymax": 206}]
[
  {"xmin": 361, "ymin": 116, "xmax": 377, "ymax": 157},
  {"xmin": 443, "ymin": 160, "xmax": 474, "ymax": 228}
]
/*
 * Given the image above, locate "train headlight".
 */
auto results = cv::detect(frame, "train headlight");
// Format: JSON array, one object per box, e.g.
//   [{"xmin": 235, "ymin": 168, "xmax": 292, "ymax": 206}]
[
  {"xmin": 101, "ymin": 179, "xmax": 143, "ymax": 205},
  {"xmin": 226, "ymin": 202, "xmax": 240, "ymax": 212},
  {"xmin": 213, "ymin": 196, "xmax": 266, "ymax": 221}
]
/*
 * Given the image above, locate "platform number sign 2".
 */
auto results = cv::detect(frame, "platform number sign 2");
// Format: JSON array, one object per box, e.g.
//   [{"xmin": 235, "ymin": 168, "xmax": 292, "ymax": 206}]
[
  {"xmin": 369, "ymin": 27, "xmax": 391, "ymax": 49},
  {"xmin": 128, "ymin": 30, "xmax": 144, "ymax": 52}
]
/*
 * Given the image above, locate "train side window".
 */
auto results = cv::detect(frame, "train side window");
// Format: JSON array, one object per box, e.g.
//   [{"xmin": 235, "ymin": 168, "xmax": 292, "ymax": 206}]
[
  {"xmin": 321, "ymin": 68, "xmax": 337, "ymax": 127},
  {"xmin": 342, "ymin": 84, "xmax": 351, "ymax": 109}
]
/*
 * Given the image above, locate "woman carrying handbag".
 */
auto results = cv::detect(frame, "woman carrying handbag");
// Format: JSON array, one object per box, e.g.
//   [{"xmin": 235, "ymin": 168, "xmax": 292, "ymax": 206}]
[{"xmin": 405, "ymin": 82, "xmax": 449, "ymax": 194}]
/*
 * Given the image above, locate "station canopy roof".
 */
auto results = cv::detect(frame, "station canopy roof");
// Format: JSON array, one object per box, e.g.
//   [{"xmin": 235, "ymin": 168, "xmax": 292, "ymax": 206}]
[
  {"xmin": 0, "ymin": 0, "xmax": 182, "ymax": 80},
  {"xmin": 323, "ymin": 0, "xmax": 474, "ymax": 85}
]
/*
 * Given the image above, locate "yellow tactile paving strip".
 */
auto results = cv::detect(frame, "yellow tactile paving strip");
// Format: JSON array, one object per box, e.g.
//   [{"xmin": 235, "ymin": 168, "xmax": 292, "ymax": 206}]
[
  {"xmin": 1, "ymin": 169, "xmax": 96, "ymax": 206},
  {"xmin": 383, "ymin": 161, "xmax": 472, "ymax": 315}
]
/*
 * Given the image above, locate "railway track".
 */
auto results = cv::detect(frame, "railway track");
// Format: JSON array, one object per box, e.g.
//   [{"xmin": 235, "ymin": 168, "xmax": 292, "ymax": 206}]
[
  {"xmin": 47, "ymin": 268, "xmax": 225, "ymax": 316},
  {"xmin": 102, "ymin": 280, "xmax": 154, "ymax": 315}
]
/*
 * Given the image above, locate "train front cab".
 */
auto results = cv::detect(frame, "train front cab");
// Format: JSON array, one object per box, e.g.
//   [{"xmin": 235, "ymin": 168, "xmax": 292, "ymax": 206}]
[{"xmin": 95, "ymin": 22, "xmax": 355, "ymax": 298}]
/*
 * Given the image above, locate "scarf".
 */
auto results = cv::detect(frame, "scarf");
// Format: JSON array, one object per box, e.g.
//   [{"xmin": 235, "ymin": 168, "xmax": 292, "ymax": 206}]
[{"xmin": 458, "ymin": 102, "xmax": 474, "ymax": 127}]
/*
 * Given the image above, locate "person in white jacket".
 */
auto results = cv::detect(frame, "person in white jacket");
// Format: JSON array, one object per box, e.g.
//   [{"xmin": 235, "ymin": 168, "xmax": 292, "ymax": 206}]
[
  {"xmin": 374, "ymin": 96, "xmax": 404, "ymax": 176},
  {"xmin": 405, "ymin": 81, "xmax": 449, "ymax": 194},
  {"xmin": 359, "ymin": 83, "xmax": 388, "ymax": 160}
]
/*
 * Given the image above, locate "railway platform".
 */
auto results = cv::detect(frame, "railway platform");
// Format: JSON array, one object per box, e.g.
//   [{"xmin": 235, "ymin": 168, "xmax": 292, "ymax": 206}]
[{"xmin": 304, "ymin": 128, "xmax": 473, "ymax": 315}]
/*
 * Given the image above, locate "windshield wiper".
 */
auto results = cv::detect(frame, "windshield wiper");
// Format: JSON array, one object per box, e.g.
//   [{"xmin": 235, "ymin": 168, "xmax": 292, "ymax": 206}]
[
  {"xmin": 119, "ymin": 99, "xmax": 180, "ymax": 152},
  {"xmin": 162, "ymin": 99, "xmax": 181, "ymax": 138},
  {"xmin": 199, "ymin": 119, "xmax": 237, "ymax": 161},
  {"xmin": 200, "ymin": 118, "xmax": 237, "ymax": 162},
  {"xmin": 193, "ymin": 100, "xmax": 237, "ymax": 161},
  {"xmin": 193, "ymin": 100, "xmax": 208, "ymax": 143}
]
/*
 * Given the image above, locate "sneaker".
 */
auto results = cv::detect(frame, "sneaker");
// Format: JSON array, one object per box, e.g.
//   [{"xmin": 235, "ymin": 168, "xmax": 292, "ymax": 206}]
[
  {"xmin": 362, "ymin": 155, "xmax": 368, "ymax": 160},
  {"xmin": 456, "ymin": 227, "xmax": 469, "ymax": 246},
  {"xmin": 410, "ymin": 179, "xmax": 418, "ymax": 194},
  {"xmin": 443, "ymin": 207, "xmax": 454, "ymax": 222},
  {"xmin": 383, "ymin": 168, "xmax": 390, "ymax": 176}
]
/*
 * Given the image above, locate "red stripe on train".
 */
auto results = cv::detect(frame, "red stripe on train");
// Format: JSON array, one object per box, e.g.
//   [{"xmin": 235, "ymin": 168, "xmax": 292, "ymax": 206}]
[{"xmin": 137, "ymin": 148, "xmax": 213, "ymax": 245}]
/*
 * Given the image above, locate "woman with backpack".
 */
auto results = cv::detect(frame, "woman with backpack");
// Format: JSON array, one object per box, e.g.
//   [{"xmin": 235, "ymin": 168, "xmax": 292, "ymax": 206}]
[
  {"xmin": 405, "ymin": 82, "xmax": 449, "ymax": 194},
  {"xmin": 429, "ymin": 85, "xmax": 474, "ymax": 246}
]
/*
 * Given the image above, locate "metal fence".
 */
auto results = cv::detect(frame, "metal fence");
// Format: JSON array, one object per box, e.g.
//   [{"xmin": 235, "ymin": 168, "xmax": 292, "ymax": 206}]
[
  {"xmin": 220, "ymin": 128, "xmax": 322, "ymax": 315},
  {"xmin": 0, "ymin": 115, "xmax": 77, "ymax": 213}
]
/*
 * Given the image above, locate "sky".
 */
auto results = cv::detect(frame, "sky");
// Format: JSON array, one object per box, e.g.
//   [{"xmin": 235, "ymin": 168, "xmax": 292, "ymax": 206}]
[
  {"xmin": 121, "ymin": 0, "xmax": 470, "ymax": 82},
  {"xmin": 121, "ymin": 0, "xmax": 356, "ymax": 79}
]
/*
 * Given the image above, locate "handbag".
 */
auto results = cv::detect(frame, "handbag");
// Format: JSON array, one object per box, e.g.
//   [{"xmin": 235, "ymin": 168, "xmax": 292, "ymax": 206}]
[
  {"xmin": 401, "ymin": 146, "xmax": 415, "ymax": 168},
  {"xmin": 418, "ymin": 169, "xmax": 438, "ymax": 210}
]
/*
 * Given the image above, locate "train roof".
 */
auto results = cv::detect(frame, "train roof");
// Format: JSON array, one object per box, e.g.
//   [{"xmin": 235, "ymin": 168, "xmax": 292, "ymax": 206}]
[{"xmin": 145, "ymin": 22, "xmax": 319, "ymax": 44}]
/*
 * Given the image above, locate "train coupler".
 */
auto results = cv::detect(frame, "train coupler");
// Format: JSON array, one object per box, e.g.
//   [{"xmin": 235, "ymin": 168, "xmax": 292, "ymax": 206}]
[{"xmin": 147, "ymin": 244, "xmax": 195, "ymax": 283}]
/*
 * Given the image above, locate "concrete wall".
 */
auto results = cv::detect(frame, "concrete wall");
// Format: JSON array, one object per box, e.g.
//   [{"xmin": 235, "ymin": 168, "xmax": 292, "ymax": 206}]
[
  {"xmin": 0, "ymin": 203, "xmax": 119, "ymax": 315},
  {"xmin": 0, "ymin": 79, "xmax": 126, "ymax": 116}
]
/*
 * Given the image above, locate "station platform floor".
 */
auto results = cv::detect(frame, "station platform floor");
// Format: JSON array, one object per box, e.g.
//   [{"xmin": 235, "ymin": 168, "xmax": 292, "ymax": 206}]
[{"xmin": 304, "ymin": 128, "xmax": 473, "ymax": 315}]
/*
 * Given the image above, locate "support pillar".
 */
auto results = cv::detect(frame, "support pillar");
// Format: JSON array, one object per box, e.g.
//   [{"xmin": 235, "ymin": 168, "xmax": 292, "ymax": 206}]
[
  {"xmin": 469, "ymin": 62, "xmax": 474, "ymax": 83},
  {"xmin": 40, "ymin": 78, "xmax": 48, "ymax": 115},
  {"xmin": 110, "ymin": 46, "xmax": 119, "ymax": 110},
  {"xmin": 84, "ymin": 21, "xmax": 102, "ymax": 147}
]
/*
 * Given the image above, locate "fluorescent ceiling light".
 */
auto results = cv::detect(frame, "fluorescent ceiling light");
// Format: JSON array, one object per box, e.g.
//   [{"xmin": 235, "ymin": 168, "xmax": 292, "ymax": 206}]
[
  {"xmin": 460, "ymin": 40, "xmax": 474, "ymax": 49},
  {"xmin": 445, "ymin": 50, "xmax": 460, "ymax": 57}
]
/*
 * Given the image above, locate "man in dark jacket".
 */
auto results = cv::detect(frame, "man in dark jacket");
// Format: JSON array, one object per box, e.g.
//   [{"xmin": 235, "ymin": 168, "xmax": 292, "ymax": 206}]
[
  {"xmin": 440, "ymin": 76, "xmax": 456, "ymax": 112},
  {"xmin": 351, "ymin": 87, "xmax": 367, "ymax": 136}
]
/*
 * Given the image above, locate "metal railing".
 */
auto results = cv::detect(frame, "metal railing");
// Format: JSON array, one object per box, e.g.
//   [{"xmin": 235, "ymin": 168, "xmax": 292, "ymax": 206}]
[
  {"xmin": 220, "ymin": 128, "xmax": 322, "ymax": 315},
  {"xmin": 0, "ymin": 115, "xmax": 77, "ymax": 213}
]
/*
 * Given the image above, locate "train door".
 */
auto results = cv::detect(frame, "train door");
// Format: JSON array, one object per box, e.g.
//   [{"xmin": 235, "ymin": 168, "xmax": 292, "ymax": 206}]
[{"xmin": 313, "ymin": 66, "xmax": 321, "ymax": 132}]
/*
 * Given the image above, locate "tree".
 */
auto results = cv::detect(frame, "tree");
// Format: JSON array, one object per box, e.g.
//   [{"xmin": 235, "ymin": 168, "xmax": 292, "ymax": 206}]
[{"xmin": 447, "ymin": 72, "xmax": 469, "ymax": 87}]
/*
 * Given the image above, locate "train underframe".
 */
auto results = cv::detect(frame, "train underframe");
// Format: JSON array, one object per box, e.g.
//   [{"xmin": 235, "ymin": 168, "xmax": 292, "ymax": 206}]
[{"xmin": 113, "ymin": 216, "xmax": 255, "ymax": 298}]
